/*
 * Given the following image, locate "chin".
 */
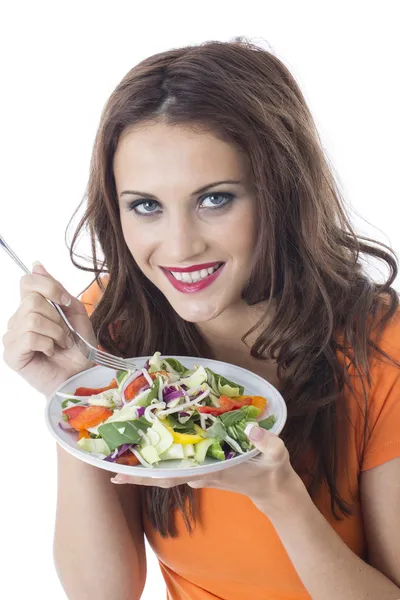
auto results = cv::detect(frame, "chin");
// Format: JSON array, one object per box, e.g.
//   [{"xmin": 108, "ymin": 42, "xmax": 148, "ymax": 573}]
[{"xmin": 169, "ymin": 298, "xmax": 226, "ymax": 324}]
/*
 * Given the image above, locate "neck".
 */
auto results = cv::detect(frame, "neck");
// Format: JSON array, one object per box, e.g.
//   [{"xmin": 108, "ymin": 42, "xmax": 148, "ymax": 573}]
[{"xmin": 195, "ymin": 299, "xmax": 272, "ymax": 359}]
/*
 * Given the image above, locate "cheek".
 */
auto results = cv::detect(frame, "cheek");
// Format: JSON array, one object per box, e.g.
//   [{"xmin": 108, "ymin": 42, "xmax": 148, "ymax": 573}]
[
  {"xmin": 120, "ymin": 218, "xmax": 154, "ymax": 268},
  {"xmin": 227, "ymin": 205, "xmax": 256, "ymax": 259}
]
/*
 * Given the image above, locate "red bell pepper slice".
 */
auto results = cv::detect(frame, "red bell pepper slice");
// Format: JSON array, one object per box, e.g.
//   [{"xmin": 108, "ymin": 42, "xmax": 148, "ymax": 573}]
[
  {"xmin": 68, "ymin": 406, "xmax": 113, "ymax": 431},
  {"xmin": 197, "ymin": 395, "xmax": 253, "ymax": 416},
  {"xmin": 74, "ymin": 379, "xmax": 118, "ymax": 397},
  {"xmin": 62, "ymin": 405, "xmax": 87, "ymax": 420}
]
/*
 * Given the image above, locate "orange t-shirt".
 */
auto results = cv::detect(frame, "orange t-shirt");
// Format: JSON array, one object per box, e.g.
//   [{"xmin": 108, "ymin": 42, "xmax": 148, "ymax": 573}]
[{"xmin": 81, "ymin": 281, "xmax": 400, "ymax": 600}]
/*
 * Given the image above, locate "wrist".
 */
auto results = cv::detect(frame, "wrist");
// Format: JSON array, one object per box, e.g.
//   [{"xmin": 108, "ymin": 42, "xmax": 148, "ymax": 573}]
[{"xmin": 253, "ymin": 468, "xmax": 312, "ymax": 520}]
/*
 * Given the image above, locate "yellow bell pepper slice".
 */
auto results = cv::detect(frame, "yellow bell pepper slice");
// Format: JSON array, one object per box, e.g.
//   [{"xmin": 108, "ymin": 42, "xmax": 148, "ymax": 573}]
[
  {"xmin": 172, "ymin": 431, "xmax": 204, "ymax": 445},
  {"xmin": 250, "ymin": 396, "xmax": 267, "ymax": 412},
  {"xmin": 162, "ymin": 419, "xmax": 204, "ymax": 445}
]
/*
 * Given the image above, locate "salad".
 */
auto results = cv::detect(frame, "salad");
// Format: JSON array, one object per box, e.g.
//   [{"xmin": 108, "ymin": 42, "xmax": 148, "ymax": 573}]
[{"xmin": 57, "ymin": 353, "xmax": 276, "ymax": 468}]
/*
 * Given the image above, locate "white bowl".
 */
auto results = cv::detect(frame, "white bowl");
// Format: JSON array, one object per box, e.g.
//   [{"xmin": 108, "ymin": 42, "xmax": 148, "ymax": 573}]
[{"xmin": 45, "ymin": 356, "xmax": 287, "ymax": 479}]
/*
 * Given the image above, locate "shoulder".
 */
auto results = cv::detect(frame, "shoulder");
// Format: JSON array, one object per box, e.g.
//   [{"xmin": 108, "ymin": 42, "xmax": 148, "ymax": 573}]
[
  {"xmin": 79, "ymin": 275, "xmax": 110, "ymax": 317},
  {"xmin": 358, "ymin": 303, "xmax": 400, "ymax": 471},
  {"xmin": 369, "ymin": 300, "xmax": 400, "ymax": 367}
]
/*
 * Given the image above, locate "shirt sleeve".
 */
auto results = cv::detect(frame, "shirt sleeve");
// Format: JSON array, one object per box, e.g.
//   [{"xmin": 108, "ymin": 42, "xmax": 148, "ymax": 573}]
[
  {"xmin": 361, "ymin": 308, "xmax": 400, "ymax": 471},
  {"xmin": 361, "ymin": 372, "xmax": 400, "ymax": 471},
  {"xmin": 79, "ymin": 277, "xmax": 107, "ymax": 317}
]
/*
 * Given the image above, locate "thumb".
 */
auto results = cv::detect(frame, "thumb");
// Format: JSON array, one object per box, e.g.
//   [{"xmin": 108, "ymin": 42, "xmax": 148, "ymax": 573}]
[{"xmin": 245, "ymin": 422, "xmax": 276, "ymax": 453}]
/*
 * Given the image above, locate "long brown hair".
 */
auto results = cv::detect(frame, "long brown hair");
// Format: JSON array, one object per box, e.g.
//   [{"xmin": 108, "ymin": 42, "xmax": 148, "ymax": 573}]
[{"xmin": 68, "ymin": 38, "xmax": 399, "ymax": 538}]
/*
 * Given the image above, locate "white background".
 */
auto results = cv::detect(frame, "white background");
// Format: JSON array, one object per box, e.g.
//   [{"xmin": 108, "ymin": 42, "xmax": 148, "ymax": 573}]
[{"xmin": 1, "ymin": 2, "xmax": 399, "ymax": 599}]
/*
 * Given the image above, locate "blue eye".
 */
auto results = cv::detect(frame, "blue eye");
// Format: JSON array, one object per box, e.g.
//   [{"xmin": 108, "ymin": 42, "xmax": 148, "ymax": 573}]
[
  {"xmin": 200, "ymin": 192, "xmax": 233, "ymax": 209},
  {"xmin": 129, "ymin": 200, "xmax": 161, "ymax": 216}
]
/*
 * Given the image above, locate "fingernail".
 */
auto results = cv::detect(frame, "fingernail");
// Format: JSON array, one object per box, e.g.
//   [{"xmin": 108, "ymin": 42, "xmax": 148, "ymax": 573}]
[
  {"xmin": 245, "ymin": 423, "xmax": 263, "ymax": 441},
  {"xmin": 111, "ymin": 476, "xmax": 126, "ymax": 485},
  {"xmin": 61, "ymin": 293, "xmax": 71, "ymax": 307},
  {"xmin": 66, "ymin": 335, "xmax": 74, "ymax": 349},
  {"xmin": 32, "ymin": 261, "xmax": 46, "ymax": 274}
]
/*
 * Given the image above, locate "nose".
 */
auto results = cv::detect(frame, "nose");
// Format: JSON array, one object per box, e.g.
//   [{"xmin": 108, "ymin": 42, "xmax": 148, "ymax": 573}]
[{"xmin": 163, "ymin": 212, "xmax": 207, "ymax": 264}]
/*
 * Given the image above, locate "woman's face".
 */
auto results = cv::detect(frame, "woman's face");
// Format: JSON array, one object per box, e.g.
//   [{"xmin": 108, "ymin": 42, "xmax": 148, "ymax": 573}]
[{"xmin": 114, "ymin": 122, "xmax": 256, "ymax": 323}]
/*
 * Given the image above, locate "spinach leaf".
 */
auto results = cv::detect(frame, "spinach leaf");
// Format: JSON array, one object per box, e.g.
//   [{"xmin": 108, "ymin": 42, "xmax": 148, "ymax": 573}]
[
  {"xmin": 98, "ymin": 417, "xmax": 150, "ymax": 452},
  {"xmin": 258, "ymin": 415, "xmax": 276, "ymax": 430}
]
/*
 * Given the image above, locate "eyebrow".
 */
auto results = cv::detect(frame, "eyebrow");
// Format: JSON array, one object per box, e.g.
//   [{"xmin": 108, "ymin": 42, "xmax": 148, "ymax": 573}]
[{"xmin": 120, "ymin": 179, "xmax": 243, "ymax": 200}]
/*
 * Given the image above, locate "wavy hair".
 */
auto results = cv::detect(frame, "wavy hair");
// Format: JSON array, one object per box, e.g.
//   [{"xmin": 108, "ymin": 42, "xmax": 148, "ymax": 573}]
[{"xmin": 68, "ymin": 38, "xmax": 399, "ymax": 537}]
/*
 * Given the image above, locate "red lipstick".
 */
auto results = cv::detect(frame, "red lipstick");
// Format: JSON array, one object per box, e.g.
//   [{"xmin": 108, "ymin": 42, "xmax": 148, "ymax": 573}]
[
  {"xmin": 161, "ymin": 263, "xmax": 224, "ymax": 294},
  {"xmin": 161, "ymin": 262, "xmax": 220, "ymax": 273}
]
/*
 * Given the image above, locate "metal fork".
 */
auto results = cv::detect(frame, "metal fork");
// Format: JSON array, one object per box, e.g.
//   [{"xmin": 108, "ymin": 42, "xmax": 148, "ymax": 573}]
[{"xmin": 0, "ymin": 233, "xmax": 139, "ymax": 372}]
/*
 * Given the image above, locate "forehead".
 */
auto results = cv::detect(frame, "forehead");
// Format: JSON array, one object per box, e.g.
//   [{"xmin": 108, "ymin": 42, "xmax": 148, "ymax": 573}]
[{"xmin": 113, "ymin": 122, "xmax": 247, "ymax": 191}]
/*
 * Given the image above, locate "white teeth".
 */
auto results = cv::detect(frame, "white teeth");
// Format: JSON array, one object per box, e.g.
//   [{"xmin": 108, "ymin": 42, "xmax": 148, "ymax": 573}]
[
  {"xmin": 181, "ymin": 272, "xmax": 192, "ymax": 283},
  {"xmin": 169, "ymin": 264, "xmax": 221, "ymax": 283}
]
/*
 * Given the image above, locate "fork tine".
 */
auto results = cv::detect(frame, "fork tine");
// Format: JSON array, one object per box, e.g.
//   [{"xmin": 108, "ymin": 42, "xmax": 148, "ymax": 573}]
[
  {"xmin": 91, "ymin": 350, "xmax": 136, "ymax": 372},
  {"xmin": 92, "ymin": 354, "xmax": 129, "ymax": 370},
  {"xmin": 93, "ymin": 351, "xmax": 136, "ymax": 370},
  {"xmin": 93, "ymin": 348, "xmax": 138, "ymax": 370}
]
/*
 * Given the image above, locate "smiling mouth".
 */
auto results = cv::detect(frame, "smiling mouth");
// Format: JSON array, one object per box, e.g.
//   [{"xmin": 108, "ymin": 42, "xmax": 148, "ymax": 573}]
[{"xmin": 165, "ymin": 263, "xmax": 224, "ymax": 284}]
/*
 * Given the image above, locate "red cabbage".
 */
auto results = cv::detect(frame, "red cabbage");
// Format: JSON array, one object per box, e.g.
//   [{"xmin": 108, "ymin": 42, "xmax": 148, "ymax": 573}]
[
  {"xmin": 136, "ymin": 406, "xmax": 145, "ymax": 417},
  {"xmin": 58, "ymin": 421, "xmax": 74, "ymax": 432},
  {"xmin": 104, "ymin": 444, "xmax": 133, "ymax": 462},
  {"xmin": 164, "ymin": 390, "xmax": 183, "ymax": 403},
  {"xmin": 225, "ymin": 450, "xmax": 236, "ymax": 460}
]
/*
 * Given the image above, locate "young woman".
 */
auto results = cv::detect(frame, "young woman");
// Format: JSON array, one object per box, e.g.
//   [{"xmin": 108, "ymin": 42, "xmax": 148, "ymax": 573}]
[{"xmin": 3, "ymin": 39, "xmax": 400, "ymax": 600}]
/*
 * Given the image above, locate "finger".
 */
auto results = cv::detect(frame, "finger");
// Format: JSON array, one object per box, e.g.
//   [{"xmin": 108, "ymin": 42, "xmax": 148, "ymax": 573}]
[
  {"xmin": 3, "ymin": 330, "xmax": 56, "ymax": 368},
  {"xmin": 187, "ymin": 479, "xmax": 207, "ymax": 488},
  {"xmin": 110, "ymin": 474, "xmax": 194, "ymax": 487},
  {"xmin": 245, "ymin": 423, "xmax": 286, "ymax": 461},
  {"xmin": 4, "ymin": 313, "xmax": 72, "ymax": 351},
  {"xmin": 19, "ymin": 262, "xmax": 72, "ymax": 307},
  {"xmin": 9, "ymin": 291, "xmax": 68, "ymax": 333}
]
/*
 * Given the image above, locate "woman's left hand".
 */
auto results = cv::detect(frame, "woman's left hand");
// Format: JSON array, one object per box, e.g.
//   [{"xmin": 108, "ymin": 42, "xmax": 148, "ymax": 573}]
[{"xmin": 111, "ymin": 423, "xmax": 305, "ymax": 513}]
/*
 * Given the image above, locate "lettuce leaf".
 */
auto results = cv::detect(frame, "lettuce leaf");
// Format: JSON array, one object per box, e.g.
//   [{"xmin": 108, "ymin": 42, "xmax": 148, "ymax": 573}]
[{"xmin": 205, "ymin": 368, "xmax": 244, "ymax": 398}]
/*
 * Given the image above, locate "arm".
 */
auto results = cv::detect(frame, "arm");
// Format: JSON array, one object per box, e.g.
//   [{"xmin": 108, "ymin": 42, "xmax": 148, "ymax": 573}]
[
  {"xmin": 53, "ymin": 445, "xmax": 146, "ymax": 600},
  {"xmin": 263, "ymin": 458, "xmax": 400, "ymax": 600}
]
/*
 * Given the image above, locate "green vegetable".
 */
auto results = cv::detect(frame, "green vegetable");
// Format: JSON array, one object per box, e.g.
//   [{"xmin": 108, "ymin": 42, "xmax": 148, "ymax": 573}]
[
  {"xmin": 98, "ymin": 417, "xmax": 150, "ymax": 452},
  {"xmin": 148, "ymin": 353, "xmax": 191, "ymax": 377},
  {"xmin": 205, "ymin": 368, "xmax": 244, "ymax": 398},
  {"xmin": 61, "ymin": 397, "xmax": 80, "ymax": 409},
  {"xmin": 159, "ymin": 443, "xmax": 185, "ymax": 460},
  {"xmin": 167, "ymin": 413, "xmax": 198, "ymax": 433},
  {"xmin": 148, "ymin": 352, "xmax": 163, "ymax": 372},
  {"xmin": 180, "ymin": 366, "xmax": 208, "ymax": 388},
  {"xmin": 87, "ymin": 390, "xmax": 119, "ymax": 409},
  {"xmin": 206, "ymin": 440, "xmax": 225, "ymax": 461},
  {"xmin": 77, "ymin": 438, "xmax": 111, "ymax": 455},
  {"xmin": 116, "ymin": 369, "xmax": 130, "ymax": 387},
  {"xmin": 219, "ymin": 405, "xmax": 260, "ymax": 427},
  {"xmin": 258, "ymin": 415, "xmax": 276, "ymax": 430},
  {"xmin": 146, "ymin": 377, "xmax": 161, "ymax": 404},
  {"xmin": 164, "ymin": 358, "xmax": 190, "ymax": 376},
  {"xmin": 194, "ymin": 438, "xmax": 216, "ymax": 462},
  {"xmin": 103, "ymin": 404, "xmax": 141, "ymax": 423},
  {"xmin": 150, "ymin": 418, "xmax": 174, "ymax": 454},
  {"xmin": 220, "ymin": 405, "xmax": 261, "ymax": 451},
  {"xmin": 140, "ymin": 445, "xmax": 159, "ymax": 464},
  {"xmin": 182, "ymin": 444, "xmax": 195, "ymax": 458}
]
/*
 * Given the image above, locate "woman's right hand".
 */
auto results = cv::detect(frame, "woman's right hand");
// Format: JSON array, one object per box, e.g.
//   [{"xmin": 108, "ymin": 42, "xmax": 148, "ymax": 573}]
[{"xmin": 2, "ymin": 262, "xmax": 97, "ymax": 398}]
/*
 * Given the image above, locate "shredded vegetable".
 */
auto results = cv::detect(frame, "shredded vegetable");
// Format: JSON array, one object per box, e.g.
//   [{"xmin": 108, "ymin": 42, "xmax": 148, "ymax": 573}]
[{"xmin": 59, "ymin": 353, "xmax": 275, "ymax": 468}]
